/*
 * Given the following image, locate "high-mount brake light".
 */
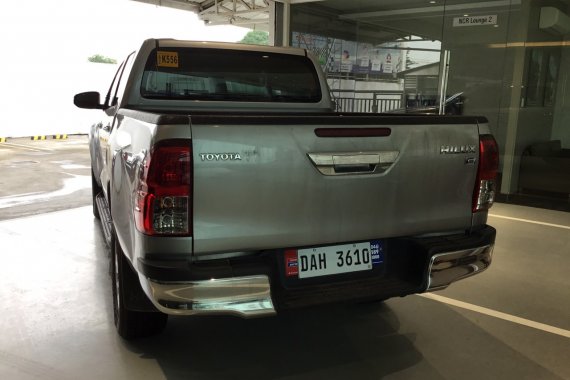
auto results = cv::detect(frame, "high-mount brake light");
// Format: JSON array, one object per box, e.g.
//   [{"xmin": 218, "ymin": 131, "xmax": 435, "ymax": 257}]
[
  {"xmin": 135, "ymin": 141, "xmax": 192, "ymax": 236},
  {"xmin": 472, "ymin": 134, "xmax": 499, "ymax": 213}
]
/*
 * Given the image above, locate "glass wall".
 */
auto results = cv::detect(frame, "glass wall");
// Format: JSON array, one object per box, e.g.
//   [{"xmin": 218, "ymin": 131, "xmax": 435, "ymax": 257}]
[
  {"xmin": 289, "ymin": 0, "xmax": 570, "ymax": 212},
  {"xmin": 497, "ymin": 0, "xmax": 570, "ymax": 211},
  {"xmin": 290, "ymin": 1, "xmax": 447, "ymax": 114}
]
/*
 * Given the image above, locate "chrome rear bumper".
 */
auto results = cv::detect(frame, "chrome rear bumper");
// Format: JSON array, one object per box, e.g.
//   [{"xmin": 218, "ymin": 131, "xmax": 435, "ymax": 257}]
[
  {"xmin": 140, "ymin": 238, "xmax": 494, "ymax": 316},
  {"xmin": 144, "ymin": 275, "xmax": 276, "ymax": 317},
  {"xmin": 426, "ymin": 244, "xmax": 494, "ymax": 291}
]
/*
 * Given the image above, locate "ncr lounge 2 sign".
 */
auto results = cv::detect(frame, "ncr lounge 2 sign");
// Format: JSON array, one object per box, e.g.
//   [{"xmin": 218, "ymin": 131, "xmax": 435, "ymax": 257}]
[{"xmin": 453, "ymin": 15, "xmax": 498, "ymax": 27}]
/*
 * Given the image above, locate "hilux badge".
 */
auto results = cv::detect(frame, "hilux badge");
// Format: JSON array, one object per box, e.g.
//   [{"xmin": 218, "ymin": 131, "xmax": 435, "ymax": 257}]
[
  {"xmin": 440, "ymin": 145, "xmax": 476, "ymax": 154},
  {"xmin": 200, "ymin": 153, "xmax": 242, "ymax": 161}
]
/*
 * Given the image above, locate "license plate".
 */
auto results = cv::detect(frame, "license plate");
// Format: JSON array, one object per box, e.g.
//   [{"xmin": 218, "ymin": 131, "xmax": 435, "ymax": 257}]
[{"xmin": 285, "ymin": 240, "xmax": 384, "ymax": 279}]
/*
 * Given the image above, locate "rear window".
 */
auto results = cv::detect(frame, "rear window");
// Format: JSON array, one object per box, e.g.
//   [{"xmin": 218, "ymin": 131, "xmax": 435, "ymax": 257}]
[{"xmin": 141, "ymin": 48, "xmax": 322, "ymax": 103}]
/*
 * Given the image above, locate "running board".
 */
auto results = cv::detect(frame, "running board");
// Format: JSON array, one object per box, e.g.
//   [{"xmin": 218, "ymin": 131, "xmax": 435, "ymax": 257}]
[{"xmin": 95, "ymin": 193, "xmax": 113, "ymax": 247}]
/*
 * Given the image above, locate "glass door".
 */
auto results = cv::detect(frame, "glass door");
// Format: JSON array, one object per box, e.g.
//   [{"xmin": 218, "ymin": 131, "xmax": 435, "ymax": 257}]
[{"xmin": 289, "ymin": 0, "xmax": 449, "ymax": 114}]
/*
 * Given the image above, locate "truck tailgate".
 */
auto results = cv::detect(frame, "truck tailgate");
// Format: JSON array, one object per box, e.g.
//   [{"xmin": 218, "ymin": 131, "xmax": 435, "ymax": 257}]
[{"xmin": 190, "ymin": 115, "xmax": 480, "ymax": 256}]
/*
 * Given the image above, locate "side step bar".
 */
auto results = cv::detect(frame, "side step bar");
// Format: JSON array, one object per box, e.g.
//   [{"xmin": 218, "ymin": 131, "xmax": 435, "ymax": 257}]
[{"xmin": 95, "ymin": 192, "xmax": 113, "ymax": 247}]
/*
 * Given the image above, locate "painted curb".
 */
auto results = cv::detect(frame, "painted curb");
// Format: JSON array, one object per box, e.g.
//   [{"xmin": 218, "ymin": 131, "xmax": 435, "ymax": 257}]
[{"xmin": 0, "ymin": 134, "xmax": 87, "ymax": 143}]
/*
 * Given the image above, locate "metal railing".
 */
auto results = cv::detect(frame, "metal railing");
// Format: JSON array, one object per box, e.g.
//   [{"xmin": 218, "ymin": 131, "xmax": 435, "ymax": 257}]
[{"xmin": 331, "ymin": 90, "xmax": 403, "ymax": 113}]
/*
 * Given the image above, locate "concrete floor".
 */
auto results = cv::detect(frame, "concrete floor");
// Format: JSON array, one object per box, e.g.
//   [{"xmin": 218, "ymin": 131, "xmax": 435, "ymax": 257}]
[
  {"xmin": 0, "ymin": 137, "xmax": 91, "ymax": 220},
  {"xmin": 0, "ymin": 204, "xmax": 569, "ymax": 380}
]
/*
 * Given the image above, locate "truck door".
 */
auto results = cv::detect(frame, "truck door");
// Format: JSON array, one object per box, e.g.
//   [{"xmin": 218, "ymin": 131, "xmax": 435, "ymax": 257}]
[{"xmin": 96, "ymin": 52, "xmax": 135, "ymax": 196}]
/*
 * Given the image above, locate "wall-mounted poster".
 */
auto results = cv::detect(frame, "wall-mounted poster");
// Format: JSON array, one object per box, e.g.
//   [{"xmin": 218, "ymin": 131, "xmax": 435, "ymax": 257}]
[
  {"xmin": 355, "ymin": 43, "xmax": 372, "ymax": 73},
  {"xmin": 340, "ymin": 41, "xmax": 357, "ymax": 72},
  {"xmin": 369, "ymin": 49, "xmax": 402, "ymax": 74},
  {"xmin": 291, "ymin": 32, "xmax": 404, "ymax": 75}
]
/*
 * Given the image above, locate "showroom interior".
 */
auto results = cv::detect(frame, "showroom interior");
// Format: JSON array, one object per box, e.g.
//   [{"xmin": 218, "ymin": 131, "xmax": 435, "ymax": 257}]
[{"xmin": 279, "ymin": 0, "xmax": 570, "ymax": 211}]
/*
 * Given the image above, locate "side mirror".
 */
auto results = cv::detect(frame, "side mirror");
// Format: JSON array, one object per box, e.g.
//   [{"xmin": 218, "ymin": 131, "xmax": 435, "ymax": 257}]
[{"xmin": 74, "ymin": 91, "xmax": 104, "ymax": 109}]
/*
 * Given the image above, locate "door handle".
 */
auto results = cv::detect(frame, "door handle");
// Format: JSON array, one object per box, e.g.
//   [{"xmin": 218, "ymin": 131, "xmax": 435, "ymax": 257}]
[{"xmin": 308, "ymin": 151, "xmax": 399, "ymax": 175}]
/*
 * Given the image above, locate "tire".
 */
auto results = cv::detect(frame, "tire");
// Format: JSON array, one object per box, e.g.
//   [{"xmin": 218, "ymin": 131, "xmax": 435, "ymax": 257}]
[
  {"xmin": 91, "ymin": 170, "xmax": 102, "ymax": 220},
  {"xmin": 111, "ymin": 234, "xmax": 168, "ymax": 340}
]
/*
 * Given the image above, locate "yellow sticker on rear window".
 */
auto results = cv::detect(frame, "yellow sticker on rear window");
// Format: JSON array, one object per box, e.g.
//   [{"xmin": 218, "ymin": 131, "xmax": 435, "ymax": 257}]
[{"xmin": 157, "ymin": 51, "xmax": 179, "ymax": 68}]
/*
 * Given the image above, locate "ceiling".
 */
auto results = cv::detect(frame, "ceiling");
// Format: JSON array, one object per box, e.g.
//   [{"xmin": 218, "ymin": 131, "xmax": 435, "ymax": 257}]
[
  {"xmin": 288, "ymin": 0, "xmax": 535, "ymax": 46},
  {"xmin": 131, "ymin": 0, "xmax": 326, "ymax": 30},
  {"xmin": 130, "ymin": 0, "xmax": 569, "ymax": 43}
]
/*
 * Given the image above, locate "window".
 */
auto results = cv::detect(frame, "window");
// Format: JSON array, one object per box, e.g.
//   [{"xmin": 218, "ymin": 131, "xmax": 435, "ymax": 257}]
[
  {"xmin": 113, "ymin": 51, "xmax": 136, "ymax": 108},
  {"xmin": 140, "ymin": 48, "xmax": 322, "ymax": 103},
  {"xmin": 103, "ymin": 61, "xmax": 125, "ymax": 109},
  {"xmin": 524, "ymin": 48, "xmax": 560, "ymax": 107},
  {"xmin": 102, "ymin": 51, "xmax": 135, "ymax": 109}
]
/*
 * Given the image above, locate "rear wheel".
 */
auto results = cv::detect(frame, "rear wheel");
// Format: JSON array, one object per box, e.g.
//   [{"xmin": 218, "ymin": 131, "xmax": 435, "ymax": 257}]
[
  {"xmin": 111, "ymin": 233, "xmax": 168, "ymax": 339},
  {"xmin": 91, "ymin": 170, "xmax": 101, "ymax": 220}
]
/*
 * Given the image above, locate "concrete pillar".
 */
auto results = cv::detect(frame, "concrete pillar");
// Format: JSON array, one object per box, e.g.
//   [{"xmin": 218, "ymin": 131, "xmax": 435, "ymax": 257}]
[
  {"xmin": 271, "ymin": 1, "xmax": 290, "ymax": 47},
  {"xmin": 500, "ymin": 47, "xmax": 527, "ymax": 194},
  {"xmin": 282, "ymin": 2, "xmax": 291, "ymax": 46},
  {"xmin": 268, "ymin": 1, "xmax": 276, "ymax": 46}
]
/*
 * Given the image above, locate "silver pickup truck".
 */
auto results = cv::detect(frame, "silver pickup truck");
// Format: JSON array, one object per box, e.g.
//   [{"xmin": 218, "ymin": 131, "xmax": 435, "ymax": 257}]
[{"xmin": 74, "ymin": 39, "xmax": 498, "ymax": 339}]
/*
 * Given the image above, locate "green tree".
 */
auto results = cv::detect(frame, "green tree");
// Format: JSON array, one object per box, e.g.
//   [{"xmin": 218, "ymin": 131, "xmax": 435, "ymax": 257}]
[
  {"xmin": 88, "ymin": 54, "xmax": 117, "ymax": 64},
  {"xmin": 239, "ymin": 31, "xmax": 269, "ymax": 45}
]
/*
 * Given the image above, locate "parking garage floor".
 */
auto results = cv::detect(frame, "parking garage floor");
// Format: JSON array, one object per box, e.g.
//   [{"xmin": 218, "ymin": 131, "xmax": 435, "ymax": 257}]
[{"xmin": 0, "ymin": 203, "xmax": 568, "ymax": 380}]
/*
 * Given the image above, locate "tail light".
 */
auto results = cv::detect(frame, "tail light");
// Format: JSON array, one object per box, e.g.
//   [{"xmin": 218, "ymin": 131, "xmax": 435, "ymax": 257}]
[
  {"xmin": 473, "ymin": 134, "xmax": 499, "ymax": 213},
  {"xmin": 135, "ymin": 140, "xmax": 192, "ymax": 236}
]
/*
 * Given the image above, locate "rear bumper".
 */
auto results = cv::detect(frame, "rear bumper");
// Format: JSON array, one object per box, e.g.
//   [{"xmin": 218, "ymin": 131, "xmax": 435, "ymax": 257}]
[
  {"xmin": 139, "ymin": 225, "xmax": 495, "ymax": 317},
  {"xmin": 426, "ymin": 244, "xmax": 493, "ymax": 291},
  {"xmin": 144, "ymin": 275, "xmax": 276, "ymax": 317}
]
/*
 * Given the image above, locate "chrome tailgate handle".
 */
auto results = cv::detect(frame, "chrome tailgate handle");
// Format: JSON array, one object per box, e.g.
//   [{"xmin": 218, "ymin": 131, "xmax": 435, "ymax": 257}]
[
  {"xmin": 308, "ymin": 151, "xmax": 399, "ymax": 175},
  {"xmin": 333, "ymin": 154, "xmax": 380, "ymax": 166}
]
